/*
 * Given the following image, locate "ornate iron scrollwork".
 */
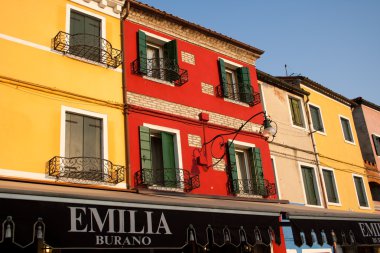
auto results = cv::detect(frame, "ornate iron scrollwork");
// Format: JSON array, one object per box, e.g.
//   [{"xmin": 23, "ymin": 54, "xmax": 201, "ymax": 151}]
[
  {"xmin": 134, "ymin": 168, "xmax": 199, "ymax": 192},
  {"xmin": 131, "ymin": 57, "xmax": 188, "ymax": 86},
  {"xmin": 48, "ymin": 156, "xmax": 125, "ymax": 184},
  {"xmin": 52, "ymin": 31, "xmax": 122, "ymax": 68},
  {"xmin": 216, "ymin": 85, "xmax": 261, "ymax": 106}
]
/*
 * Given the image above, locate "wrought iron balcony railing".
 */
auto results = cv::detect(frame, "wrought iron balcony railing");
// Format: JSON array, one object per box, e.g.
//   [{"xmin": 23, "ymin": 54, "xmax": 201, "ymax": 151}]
[
  {"xmin": 48, "ymin": 156, "xmax": 125, "ymax": 184},
  {"xmin": 216, "ymin": 84, "xmax": 261, "ymax": 106},
  {"xmin": 134, "ymin": 168, "xmax": 200, "ymax": 192},
  {"xmin": 131, "ymin": 58, "xmax": 189, "ymax": 86},
  {"xmin": 52, "ymin": 31, "xmax": 122, "ymax": 68},
  {"xmin": 231, "ymin": 179, "xmax": 276, "ymax": 198}
]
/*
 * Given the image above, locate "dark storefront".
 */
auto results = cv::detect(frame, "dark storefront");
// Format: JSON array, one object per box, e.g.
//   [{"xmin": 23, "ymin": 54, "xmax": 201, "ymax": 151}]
[{"xmin": 0, "ymin": 191, "xmax": 283, "ymax": 253}]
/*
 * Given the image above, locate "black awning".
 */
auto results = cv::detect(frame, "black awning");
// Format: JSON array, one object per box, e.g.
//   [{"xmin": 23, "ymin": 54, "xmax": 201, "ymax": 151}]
[
  {"xmin": 0, "ymin": 196, "xmax": 281, "ymax": 250},
  {"xmin": 291, "ymin": 216, "xmax": 380, "ymax": 247}
]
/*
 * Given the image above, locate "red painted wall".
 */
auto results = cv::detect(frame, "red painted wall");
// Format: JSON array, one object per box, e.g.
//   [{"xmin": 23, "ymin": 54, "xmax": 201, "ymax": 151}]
[{"xmin": 124, "ymin": 20, "xmax": 276, "ymax": 198}]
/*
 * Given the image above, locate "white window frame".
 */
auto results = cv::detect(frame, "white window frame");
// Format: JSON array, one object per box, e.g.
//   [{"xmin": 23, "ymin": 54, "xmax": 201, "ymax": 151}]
[
  {"xmin": 66, "ymin": 4, "xmax": 106, "ymax": 39},
  {"xmin": 308, "ymin": 102, "xmax": 326, "ymax": 135},
  {"xmin": 338, "ymin": 115, "xmax": 355, "ymax": 145},
  {"xmin": 320, "ymin": 167, "xmax": 341, "ymax": 206},
  {"xmin": 287, "ymin": 94, "xmax": 307, "ymax": 130},
  {"xmin": 60, "ymin": 106, "xmax": 108, "ymax": 160},
  {"xmin": 143, "ymin": 123, "xmax": 184, "ymax": 190},
  {"xmin": 298, "ymin": 162, "xmax": 323, "ymax": 208},
  {"xmin": 271, "ymin": 156, "xmax": 281, "ymax": 199},
  {"xmin": 372, "ymin": 133, "xmax": 380, "ymax": 157},
  {"xmin": 352, "ymin": 174, "xmax": 370, "ymax": 209}
]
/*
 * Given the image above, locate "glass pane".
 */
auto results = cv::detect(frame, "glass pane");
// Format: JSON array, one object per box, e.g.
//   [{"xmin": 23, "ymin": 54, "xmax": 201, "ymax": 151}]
[
  {"xmin": 151, "ymin": 135, "xmax": 164, "ymax": 185},
  {"xmin": 147, "ymin": 46, "xmax": 160, "ymax": 78},
  {"xmin": 323, "ymin": 170, "xmax": 338, "ymax": 203}
]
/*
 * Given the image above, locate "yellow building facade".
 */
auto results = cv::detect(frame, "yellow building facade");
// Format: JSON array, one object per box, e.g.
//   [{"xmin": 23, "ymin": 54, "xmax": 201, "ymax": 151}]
[
  {"xmin": 0, "ymin": 0, "xmax": 127, "ymax": 188},
  {"xmin": 280, "ymin": 77, "xmax": 373, "ymax": 213}
]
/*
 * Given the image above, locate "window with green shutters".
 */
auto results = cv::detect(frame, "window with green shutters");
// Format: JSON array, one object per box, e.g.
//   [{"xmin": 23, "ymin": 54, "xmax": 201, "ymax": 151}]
[
  {"xmin": 340, "ymin": 117, "xmax": 354, "ymax": 142},
  {"xmin": 69, "ymin": 10, "xmax": 101, "ymax": 62},
  {"xmin": 309, "ymin": 105, "xmax": 325, "ymax": 132},
  {"xmin": 353, "ymin": 175, "xmax": 369, "ymax": 207},
  {"xmin": 139, "ymin": 126, "xmax": 178, "ymax": 188},
  {"xmin": 217, "ymin": 59, "xmax": 253, "ymax": 105},
  {"xmin": 137, "ymin": 31, "xmax": 179, "ymax": 82},
  {"xmin": 289, "ymin": 96, "xmax": 305, "ymax": 128},
  {"xmin": 372, "ymin": 134, "xmax": 380, "ymax": 156},
  {"xmin": 226, "ymin": 143, "xmax": 265, "ymax": 196},
  {"xmin": 322, "ymin": 169, "xmax": 339, "ymax": 204},
  {"xmin": 301, "ymin": 165, "xmax": 321, "ymax": 206}
]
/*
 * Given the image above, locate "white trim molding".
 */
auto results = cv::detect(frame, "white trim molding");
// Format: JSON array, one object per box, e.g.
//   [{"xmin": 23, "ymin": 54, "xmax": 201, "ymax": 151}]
[{"xmin": 287, "ymin": 94, "xmax": 308, "ymax": 131}]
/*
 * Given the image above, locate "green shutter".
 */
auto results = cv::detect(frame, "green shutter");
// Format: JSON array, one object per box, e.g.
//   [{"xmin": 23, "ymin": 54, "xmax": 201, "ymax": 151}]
[
  {"xmin": 322, "ymin": 170, "xmax": 338, "ymax": 203},
  {"xmin": 237, "ymin": 67, "xmax": 253, "ymax": 104},
  {"xmin": 354, "ymin": 177, "xmax": 368, "ymax": 207},
  {"xmin": 290, "ymin": 97, "xmax": 303, "ymax": 127},
  {"xmin": 70, "ymin": 11, "xmax": 85, "ymax": 35},
  {"xmin": 301, "ymin": 166, "xmax": 320, "ymax": 205},
  {"xmin": 372, "ymin": 134, "xmax": 380, "ymax": 156},
  {"xmin": 218, "ymin": 59, "xmax": 228, "ymax": 97},
  {"xmin": 139, "ymin": 126, "xmax": 152, "ymax": 184},
  {"xmin": 138, "ymin": 31, "xmax": 147, "ymax": 74},
  {"xmin": 249, "ymin": 148, "xmax": 265, "ymax": 194},
  {"xmin": 161, "ymin": 132, "xmax": 176, "ymax": 187},
  {"xmin": 163, "ymin": 40, "xmax": 179, "ymax": 82},
  {"xmin": 310, "ymin": 106, "xmax": 324, "ymax": 132},
  {"xmin": 227, "ymin": 141, "xmax": 238, "ymax": 194}
]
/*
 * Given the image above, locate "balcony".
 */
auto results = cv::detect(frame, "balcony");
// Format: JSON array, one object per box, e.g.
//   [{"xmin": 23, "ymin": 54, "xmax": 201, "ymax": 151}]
[
  {"xmin": 48, "ymin": 156, "xmax": 125, "ymax": 184},
  {"xmin": 216, "ymin": 84, "xmax": 261, "ymax": 106},
  {"xmin": 52, "ymin": 31, "xmax": 122, "ymax": 68},
  {"xmin": 131, "ymin": 58, "xmax": 189, "ymax": 86},
  {"xmin": 134, "ymin": 168, "xmax": 200, "ymax": 192},
  {"xmin": 231, "ymin": 179, "xmax": 276, "ymax": 198}
]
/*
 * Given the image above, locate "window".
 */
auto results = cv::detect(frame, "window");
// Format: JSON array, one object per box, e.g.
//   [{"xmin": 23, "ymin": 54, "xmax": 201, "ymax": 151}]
[
  {"xmin": 61, "ymin": 106, "xmax": 108, "ymax": 181},
  {"xmin": 139, "ymin": 125, "xmax": 182, "ymax": 188},
  {"xmin": 322, "ymin": 168, "xmax": 339, "ymax": 204},
  {"xmin": 300, "ymin": 165, "xmax": 321, "ymax": 206},
  {"xmin": 218, "ymin": 59, "xmax": 254, "ymax": 105},
  {"xmin": 289, "ymin": 96, "xmax": 305, "ymax": 128},
  {"xmin": 309, "ymin": 104, "xmax": 325, "ymax": 133},
  {"xmin": 372, "ymin": 134, "xmax": 380, "ymax": 156},
  {"xmin": 137, "ymin": 31, "xmax": 179, "ymax": 83},
  {"xmin": 340, "ymin": 116, "xmax": 354, "ymax": 143},
  {"xmin": 353, "ymin": 175, "xmax": 369, "ymax": 208},
  {"xmin": 227, "ymin": 142, "xmax": 267, "ymax": 196},
  {"xmin": 69, "ymin": 10, "xmax": 101, "ymax": 62}
]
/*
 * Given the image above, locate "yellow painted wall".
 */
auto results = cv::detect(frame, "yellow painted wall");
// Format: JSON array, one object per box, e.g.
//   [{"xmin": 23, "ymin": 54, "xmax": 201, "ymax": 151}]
[
  {"xmin": 302, "ymin": 85, "xmax": 373, "ymax": 212},
  {"xmin": 0, "ymin": 0, "xmax": 126, "ymax": 184}
]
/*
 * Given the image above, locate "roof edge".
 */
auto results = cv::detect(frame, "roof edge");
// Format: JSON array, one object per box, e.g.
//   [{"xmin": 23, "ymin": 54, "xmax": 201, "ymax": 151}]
[
  {"xmin": 353, "ymin": 97, "xmax": 380, "ymax": 111},
  {"xmin": 257, "ymin": 69, "xmax": 310, "ymax": 97},
  {"xmin": 130, "ymin": 0, "xmax": 264, "ymax": 56}
]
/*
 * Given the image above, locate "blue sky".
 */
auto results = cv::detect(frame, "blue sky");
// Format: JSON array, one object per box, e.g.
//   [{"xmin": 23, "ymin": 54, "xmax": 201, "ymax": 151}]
[{"xmin": 138, "ymin": 0, "xmax": 380, "ymax": 104}]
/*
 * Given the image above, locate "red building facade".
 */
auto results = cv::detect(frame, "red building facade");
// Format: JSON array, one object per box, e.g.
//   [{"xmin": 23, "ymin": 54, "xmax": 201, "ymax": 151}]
[{"xmin": 123, "ymin": 3, "xmax": 277, "ymax": 199}]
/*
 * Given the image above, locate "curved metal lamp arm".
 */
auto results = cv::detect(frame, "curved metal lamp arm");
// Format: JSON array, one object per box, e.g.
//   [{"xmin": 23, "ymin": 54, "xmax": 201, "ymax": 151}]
[{"xmin": 198, "ymin": 111, "xmax": 274, "ymax": 169}]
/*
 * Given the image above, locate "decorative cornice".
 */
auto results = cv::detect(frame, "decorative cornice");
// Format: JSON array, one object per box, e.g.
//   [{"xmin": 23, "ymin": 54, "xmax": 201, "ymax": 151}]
[
  {"xmin": 72, "ymin": 0, "xmax": 125, "ymax": 17},
  {"xmin": 126, "ymin": 1, "xmax": 263, "ymax": 65}
]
